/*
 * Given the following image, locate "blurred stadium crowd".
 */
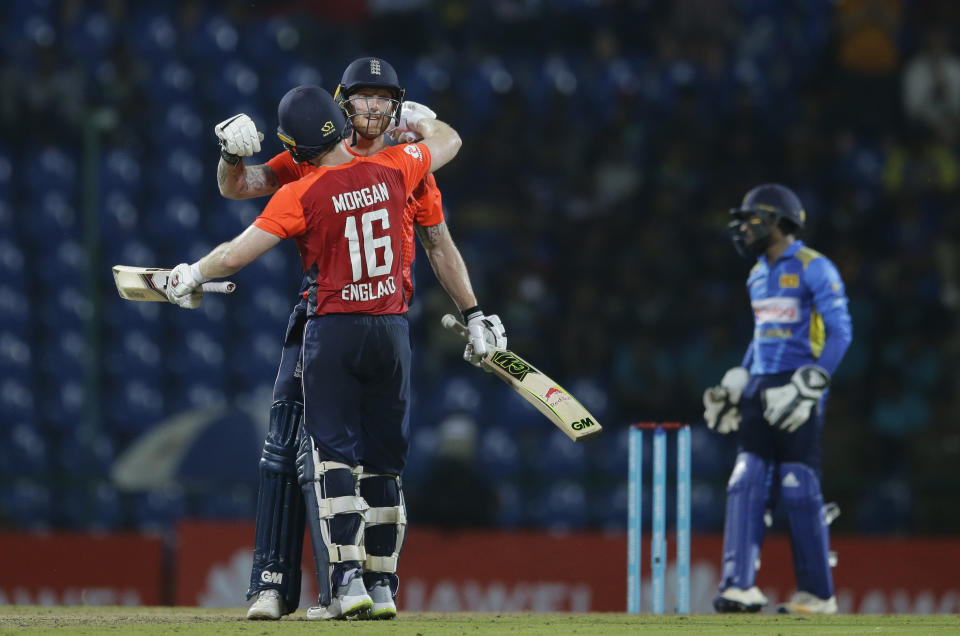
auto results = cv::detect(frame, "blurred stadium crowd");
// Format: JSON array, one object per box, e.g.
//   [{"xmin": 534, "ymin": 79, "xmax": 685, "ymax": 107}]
[{"xmin": 0, "ymin": 0, "xmax": 958, "ymax": 535}]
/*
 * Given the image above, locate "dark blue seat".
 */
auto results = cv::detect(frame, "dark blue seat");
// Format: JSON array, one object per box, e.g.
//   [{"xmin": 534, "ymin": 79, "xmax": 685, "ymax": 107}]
[
  {"xmin": 24, "ymin": 146, "xmax": 77, "ymax": 199},
  {"xmin": 2, "ymin": 423, "xmax": 49, "ymax": 479},
  {"xmin": 536, "ymin": 429, "xmax": 588, "ymax": 478},
  {"xmin": 537, "ymin": 481, "xmax": 589, "ymax": 530},
  {"xmin": 22, "ymin": 193, "xmax": 78, "ymax": 246},
  {"xmin": 127, "ymin": 8, "xmax": 178, "ymax": 64},
  {"xmin": 105, "ymin": 379, "xmax": 165, "ymax": 436},
  {"xmin": 0, "ymin": 241, "xmax": 26, "ymax": 292},
  {"xmin": 0, "ymin": 296, "xmax": 29, "ymax": 340},
  {"xmin": 38, "ymin": 239, "xmax": 85, "ymax": 288},
  {"xmin": 102, "ymin": 291, "xmax": 163, "ymax": 332},
  {"xmin": 61, "ymin": 4, "xmax": 114, "ymax": 67},
  {"xmin": 230, "ymin": 328, "xmax": 284, "ymax": 392},
  {"xmin": 206, "ymin": 198, "xmax": 260, "ymax": 238},
  {"xmin": 101, "ymin": 149, "xmax": 143, "ymax": 196},
  {"xmin": 266, "ymin": 62, "xmax": 324, "ymax": 105},
  {"xmin": 100, "ymin": 190, "xmax": 142, "ymax": 243},
  {"xmin": 478, "ymin": 427, "xmax": 520, "ymax": 478}
]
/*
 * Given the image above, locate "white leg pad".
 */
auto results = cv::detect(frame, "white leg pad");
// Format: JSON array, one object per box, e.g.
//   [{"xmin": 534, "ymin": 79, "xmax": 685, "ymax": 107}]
[{"xmin": 359, "ymin": 472, "xmax": 407, "ymax": 575}]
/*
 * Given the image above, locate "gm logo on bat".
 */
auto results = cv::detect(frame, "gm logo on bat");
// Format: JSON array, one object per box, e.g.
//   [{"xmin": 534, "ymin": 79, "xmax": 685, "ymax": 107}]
[{"xmin": 572, "ymin": 417, "xmax": 596, "ymax": 431}]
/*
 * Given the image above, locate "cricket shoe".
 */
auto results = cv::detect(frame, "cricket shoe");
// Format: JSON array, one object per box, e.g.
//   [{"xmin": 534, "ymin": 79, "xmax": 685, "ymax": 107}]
[
  {"xmin": 777, "ymin": 591, "xmax": 837, "ymax": 614},
  {"xmin": 713, "ymin": 586, "xmax": 769, "ymax": 613},
  {"xmin": 361, "ymin": 580, "xmax": 397, "ymax": 620},
  {"xmin": 246, "ymin": 589, "xmax": 285, "ymax": 620},
  {"xmin": 306, "ymin": 571, "xmax": 373, "ymax": 620}
]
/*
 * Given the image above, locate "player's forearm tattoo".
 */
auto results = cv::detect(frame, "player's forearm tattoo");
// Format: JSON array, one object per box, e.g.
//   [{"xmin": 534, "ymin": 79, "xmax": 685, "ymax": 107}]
[
  {"xmin": 218, "ymin": 161, "xmax": 278, "ymax": 197},
  {"xmin": 416, "ymin": 221, "xmax": 447, "ymax": 247},
  {"xmin": 246, "ymin": 165, "xmax": 278, "ymax": 193},
  {"xmin": 217, "ymin": 161, "xmax": 229, "ymax": 188}
]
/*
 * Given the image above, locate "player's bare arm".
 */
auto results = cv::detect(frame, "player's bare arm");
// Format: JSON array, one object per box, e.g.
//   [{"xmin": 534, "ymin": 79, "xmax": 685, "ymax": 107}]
[
  {"xmin": 410, "ymin": 119, "xmax": 461, "ymax": 173},
  {"xmin": 415, "ymin": 220, "xmax": 477, "ymax": 312},
  {"xmin": 197, "ymin": 224, "xmax": 283, "ymax": 279},
  {"xmin": 217, "ymin": 160, "xmax": 280, "ymax": 199}
]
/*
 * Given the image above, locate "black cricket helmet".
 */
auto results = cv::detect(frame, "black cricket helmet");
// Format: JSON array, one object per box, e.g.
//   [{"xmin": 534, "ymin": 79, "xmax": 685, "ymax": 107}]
[
  {"xmin": 728, "ymin": 183, "xmax": 806, "ymax": 258},
  {"xmin": 276, "ymin": 85, "xmax": 346, "ymax": 163},
  {"xmin": 334, "ymin": 56, "xmax": 405, "ymax": 138}
]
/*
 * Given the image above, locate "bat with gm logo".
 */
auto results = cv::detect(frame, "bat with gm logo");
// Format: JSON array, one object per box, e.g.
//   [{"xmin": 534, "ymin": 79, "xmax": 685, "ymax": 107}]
[{"xmin": 441, "ymin": 314, "xmax": 602, "ymax": 442}]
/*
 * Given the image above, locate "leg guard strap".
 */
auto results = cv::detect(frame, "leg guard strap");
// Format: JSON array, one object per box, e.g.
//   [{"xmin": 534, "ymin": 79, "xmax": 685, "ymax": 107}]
[
  {"xmin": 297, "ymin": 430, "xmax": 367, "ymax": 607},
  {"xmin": 360, "ymin": 473, "xmax": 406, "ymax": 576}
]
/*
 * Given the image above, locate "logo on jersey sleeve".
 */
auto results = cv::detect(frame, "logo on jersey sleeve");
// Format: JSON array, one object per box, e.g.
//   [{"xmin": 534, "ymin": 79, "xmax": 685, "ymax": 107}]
[
  {"xmin": 404, "ymin": 145, "xmax": 423, "ymax": 161},
  {"xmin": 752, "ymin": 297, "xmax": 800, "ymax": 324}
]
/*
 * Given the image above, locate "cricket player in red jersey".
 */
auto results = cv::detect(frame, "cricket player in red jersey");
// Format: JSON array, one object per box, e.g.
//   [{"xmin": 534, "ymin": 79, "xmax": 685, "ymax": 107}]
[
  {"xmin": 213, "ymin": 59, "xmax": 467, "ymax": 620},
  {"xmin": 166, "ymin": 86, "xmax": 505, "ymax": 620}
]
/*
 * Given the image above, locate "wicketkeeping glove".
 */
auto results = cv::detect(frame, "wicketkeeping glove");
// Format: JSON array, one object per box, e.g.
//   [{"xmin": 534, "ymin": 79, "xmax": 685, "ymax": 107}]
[
  {"xmin": 165, "ymin": 262, "xmax": 206, "ymax": 309},
  {"xmin": 703, "ymin": 367, "xmax": 749, "ymax": 434},
  {"xmin": 462, "ymin": 307, "xmax": 507, "ymax": 368},
  {"xmin": 762, "ymin": 365, "xmax": 829, "ymax": 432},
  {"xmin": 214, "ymin": 113, "xmax": 264, "ymax": 165}
]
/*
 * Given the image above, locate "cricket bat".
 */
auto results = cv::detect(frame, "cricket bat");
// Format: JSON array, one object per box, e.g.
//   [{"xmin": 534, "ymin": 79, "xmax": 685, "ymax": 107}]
[
  {"xmin": 112, "ymin": 265, "xmax": 236, "ymax": 302},
  {"xmin": 441, "ymin": 314, "xmax": 602, "ymax": 442}
]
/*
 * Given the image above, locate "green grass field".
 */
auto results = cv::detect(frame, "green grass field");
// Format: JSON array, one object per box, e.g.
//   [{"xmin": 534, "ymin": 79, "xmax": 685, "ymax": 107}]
[{"xmin": 2, "ymin": 608, "xmax": 959, "ymax": 636}]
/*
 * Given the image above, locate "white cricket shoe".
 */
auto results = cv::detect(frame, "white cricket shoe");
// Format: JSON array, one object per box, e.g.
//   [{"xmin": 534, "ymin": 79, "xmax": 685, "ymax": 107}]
[
  {"xmin": 713, "ymin": 586, "xmax": 769, "ymax": 613},
  {"xmin": 777, "ymin": 591, "xmax": 838, "ymax": 614},
  {"xmin": 306, "ymin": 571, "xmax": 373, "ymax": 620},
  {"xmin": 363, "ymin": 580, "xmax": 397, "ymax": 620},
  {"xmin": 246, "ymin": 589, "xmax": 285, "ymax": 620}
]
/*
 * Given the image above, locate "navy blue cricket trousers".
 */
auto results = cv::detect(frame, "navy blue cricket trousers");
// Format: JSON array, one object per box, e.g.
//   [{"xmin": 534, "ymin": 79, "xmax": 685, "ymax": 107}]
[{"xmin": 301, "ymin": 313, "xmax": 411, "ymax": 476}]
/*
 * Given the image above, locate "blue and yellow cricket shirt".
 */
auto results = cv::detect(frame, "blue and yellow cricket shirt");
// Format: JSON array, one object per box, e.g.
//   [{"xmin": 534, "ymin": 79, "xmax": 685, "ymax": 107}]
[{"xmin": 741, "ymin": 241, "xmax": 852, "ymax": 377}]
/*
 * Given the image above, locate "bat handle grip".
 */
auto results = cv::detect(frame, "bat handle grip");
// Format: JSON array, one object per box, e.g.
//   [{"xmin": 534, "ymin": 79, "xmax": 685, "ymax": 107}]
[
  {"xmin": 441, "ymin": 313, "xmax": 469, "ymax": 339},
  {"xmin": 200, "ymin": 281, "xmax": 236, "ymax": 294}
]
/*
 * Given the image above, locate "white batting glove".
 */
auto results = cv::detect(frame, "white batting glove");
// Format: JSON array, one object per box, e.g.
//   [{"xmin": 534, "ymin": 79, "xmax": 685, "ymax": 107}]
[
  {"xmin": 396, "ymin": 101, "xmax": 436, "ymax": 135},
  {"xmin": 703, "ymin": 367, "xmax": 749, "ymax": 434},
  {"xmin": 214, "ymin": 113, "xmax": 264, "ymax": 163},
  {"xmin": 463, "ymin": 308, "xmax": 507, "ymax": 368},
  {"xmin": 762, "ymin": 365, "xmax": 829, "ymax": 433},
  {"xmin": 165, "ymin": 262, "xmax": 206, "ymax": 309}
]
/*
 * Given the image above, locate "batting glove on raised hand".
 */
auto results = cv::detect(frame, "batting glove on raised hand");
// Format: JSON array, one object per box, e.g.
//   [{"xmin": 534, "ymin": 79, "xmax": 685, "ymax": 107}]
[
  {"xmin": 397, "ymin": 101, "xmax": 436, "ymax": 135},
  {"xmin": 214, "ymin": 113, "xmax": 264, "ymax": 165},
  {"xmin": 463, "ymin": 308, "xmax": 507, "ymax": 368},
  {"xmin": 165, "ymin": 262, "xmax": 206, "ymax": 309},
  {"xmin": 762, "ymin": 365, "xmax": 829, "ymax": 432},
  {"xmin": 703, "ymin": 367, "xmax": 749, "ymax": 434}
]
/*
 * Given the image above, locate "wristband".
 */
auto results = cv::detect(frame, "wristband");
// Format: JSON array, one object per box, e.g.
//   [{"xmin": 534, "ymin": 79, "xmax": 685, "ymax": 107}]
[
  {"xmin": 462, "ymin": 306, "xmax": 482, "ymax": 324},
  {"xmin": 219, "ymin": 144, "xmax": 241, "ymax": 166},
  {"xmin": 190, "ymin": 262, "xmax": 208, "ymax": 285}
]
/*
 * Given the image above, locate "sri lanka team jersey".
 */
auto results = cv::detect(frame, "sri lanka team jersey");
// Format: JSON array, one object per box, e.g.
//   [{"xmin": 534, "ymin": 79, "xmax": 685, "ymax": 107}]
[
  {"xmin": 742, "ymin": 241, "xmax": 852, "ymax": 377},
  {"xmin": 267, "ymin": 141, "xmax": 444, "ymax": 302},
  {"xmin": 254, "ymin": 142, "xmax": 432, "ymax": 316}
]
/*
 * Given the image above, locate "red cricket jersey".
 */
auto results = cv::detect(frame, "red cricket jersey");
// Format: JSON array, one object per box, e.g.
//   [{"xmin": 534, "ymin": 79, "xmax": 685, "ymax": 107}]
[
  {"xmin": 255, "ymin": 143, "xmax": 432, "ymax": 316},
  {"xmin": 267, "ymin": 142, "xmax": 444, "ymax": 301}
]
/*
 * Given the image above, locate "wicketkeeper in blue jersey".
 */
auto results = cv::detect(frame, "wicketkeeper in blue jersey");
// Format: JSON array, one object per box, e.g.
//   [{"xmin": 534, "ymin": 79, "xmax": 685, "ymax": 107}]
[{"xmin": 704, "ymin": 184, "xmax": 852, "ymax": 615}]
